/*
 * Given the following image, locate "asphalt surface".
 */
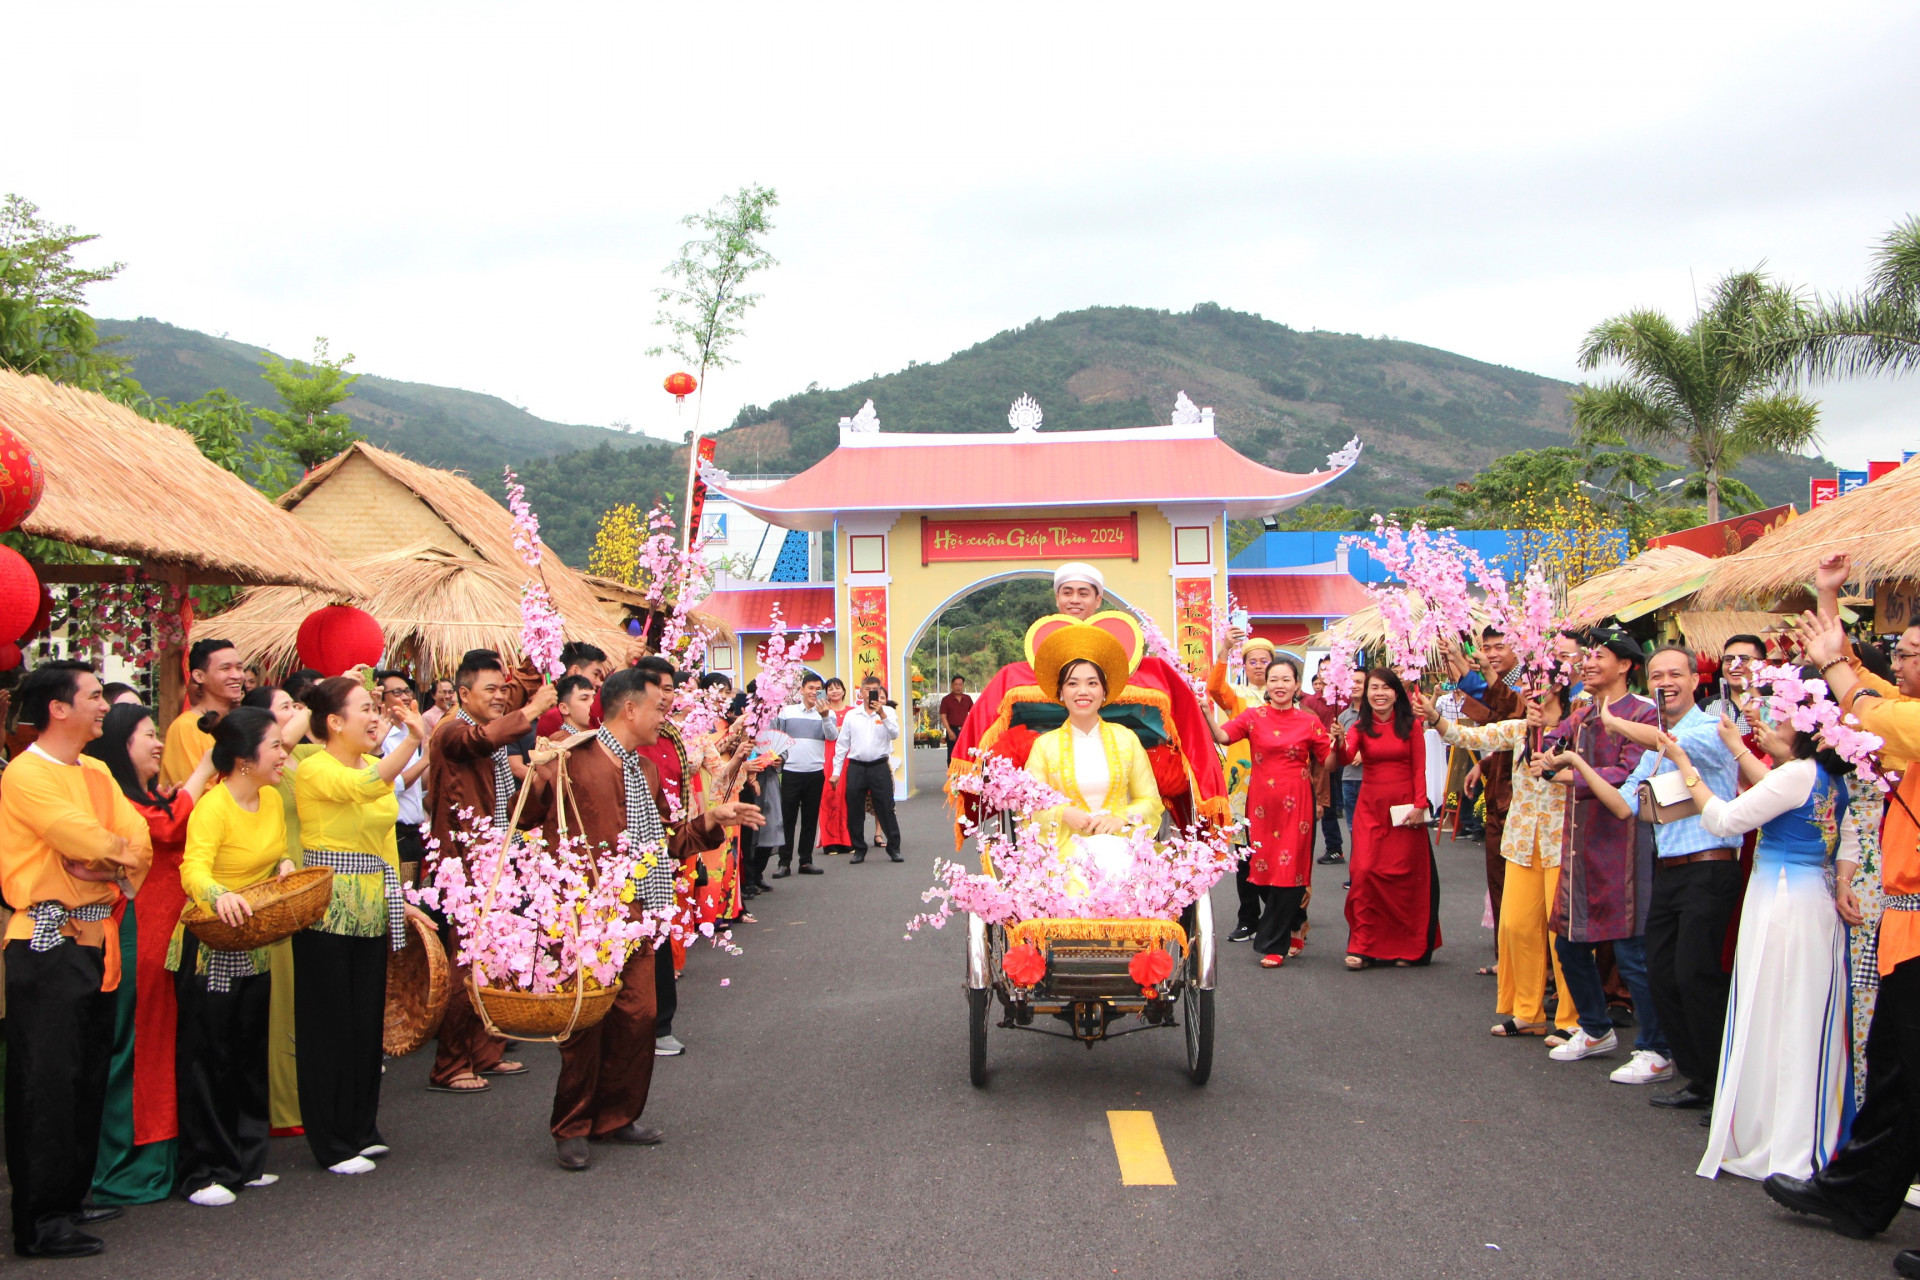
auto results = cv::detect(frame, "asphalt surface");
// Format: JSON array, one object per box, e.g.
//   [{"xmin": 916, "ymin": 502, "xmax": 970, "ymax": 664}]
[{"xmin": 50, "ymin": 749, "xmax": 1909, "ymax": 1279}]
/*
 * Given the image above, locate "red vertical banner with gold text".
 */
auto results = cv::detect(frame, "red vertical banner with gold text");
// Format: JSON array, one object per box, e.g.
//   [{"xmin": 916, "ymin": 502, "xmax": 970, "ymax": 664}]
[
  {"xmin": 1173, "ymin": 578, "xmax": 1215, "ymax": 676},
  {"xmin": 685, "ymin": 437, "xmax": 719, "ymax": 543},
  {"xmin": 849, "ymin": 585, "xmax": 889, "ymax": 689}
]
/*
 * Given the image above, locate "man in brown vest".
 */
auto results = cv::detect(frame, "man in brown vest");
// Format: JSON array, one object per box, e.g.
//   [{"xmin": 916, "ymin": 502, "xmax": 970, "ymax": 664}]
[
  {"xmin": 546, "ymin": 665, "xmax": 760, "ymax": 1170},
  {"xmin": 425, "ymin": 648, "xmax": 556, "ymax": 1094}
]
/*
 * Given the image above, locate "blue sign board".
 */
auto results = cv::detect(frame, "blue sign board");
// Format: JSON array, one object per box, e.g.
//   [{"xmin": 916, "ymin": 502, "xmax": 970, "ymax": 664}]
[{"xmin": 1839, "ymin": 470, "xmax": 1870, "ymax": 494}]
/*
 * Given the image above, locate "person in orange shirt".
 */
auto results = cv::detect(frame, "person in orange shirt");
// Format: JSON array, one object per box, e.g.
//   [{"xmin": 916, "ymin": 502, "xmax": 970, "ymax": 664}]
[{"xmin": 0, "ymin": 661, "xmax": 153, "ymax": 1259}]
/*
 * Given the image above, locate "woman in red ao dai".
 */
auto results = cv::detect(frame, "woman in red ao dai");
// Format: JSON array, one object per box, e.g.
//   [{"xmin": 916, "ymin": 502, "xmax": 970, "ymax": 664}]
[{"xmin": 1215, "ymin": 656, "xmax": 1329, "ymax": 967}]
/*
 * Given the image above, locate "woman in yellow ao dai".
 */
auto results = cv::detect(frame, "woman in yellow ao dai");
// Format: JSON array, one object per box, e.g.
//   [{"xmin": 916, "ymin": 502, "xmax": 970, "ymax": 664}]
[{"xmin": 1022, "ymin": 630, "xmax": 1164, "ymax": 879}]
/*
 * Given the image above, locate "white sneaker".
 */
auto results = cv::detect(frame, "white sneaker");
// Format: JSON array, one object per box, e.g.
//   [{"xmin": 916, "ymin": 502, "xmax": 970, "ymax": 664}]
[
  {"xmin": 327, "ymin": 1156, "xmax": 377, "ymax": 1175},
  {"xmin": 654, "ymin": 1034, "xmax": 685, "ymax": 1057},
  {"xmin": 360, "ymin": 1144, "xmax": 390, "ymax": 1159},
  {"xmin": 188, "ymin": 1184, "xmax": 237, "ymax": 1206},
  {"xmin": 1609, "ymin": 1050, "xmax": 1675, "ymax": 1084},
  {"xmin": 1548, "ymin": 1028, "xmax": 1619, "ymax": 1061},
  {"xmin": 1906, "ymin": 1184, "xmax": 1920, "ymax": 1210},
  {"xmin": 244, "ymin": 1173, "xmax": 278, "ymax": 1188}
]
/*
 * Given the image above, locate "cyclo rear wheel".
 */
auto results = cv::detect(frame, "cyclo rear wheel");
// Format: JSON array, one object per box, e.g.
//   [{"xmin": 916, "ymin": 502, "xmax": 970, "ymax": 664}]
[
  {"xmin": 1182, "ymin": 982, "xmax": 1214, "ymax": 1085},
  {"xmin": 968, "ymin": 987, "xmax": 990, "ymax": 1087}
]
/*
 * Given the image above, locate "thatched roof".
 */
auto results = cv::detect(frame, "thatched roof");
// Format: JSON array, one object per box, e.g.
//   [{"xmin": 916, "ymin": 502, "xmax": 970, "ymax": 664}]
[
  {"xmin": 580, "ymin": 573, "xmax": 736, "ymax": 647},
  {"xmin": 1562, "ymin": 546, "xmax": 1712, "ymax": 627},
  {"xmin": 1305, "ymin": 599, "xmax": 1491, "ymax": 664},
  {"xmin": 202, "ymin": 545, "xmax": 642, "ymax": 677},
  {"xmin": 1672, "ymin": 610, "xmax": 1792, "ymax": 657},
  {"xmin": 1698, "ymin": 463, "xmax": 1920, "ymax": 606},
  {"xmin": 0, "ymin": 369, "xmax": 363, "ymax": 593},
  {"xmin": 276, "ymin": 442, "xmax": 631, "ymax": 658}
]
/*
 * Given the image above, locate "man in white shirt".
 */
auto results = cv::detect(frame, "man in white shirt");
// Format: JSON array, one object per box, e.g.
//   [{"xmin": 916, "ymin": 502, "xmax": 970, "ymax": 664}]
[
  {"xmin": 770, "ymin": 675, "xmax": 838, "ymax": 877},
  {"xmin": 377, "ymin": 671, "xmax": 432, "ymax": 869},
  {"xmin": 836, "ymin": 677, "xmax": 901, "ymax": 863}
]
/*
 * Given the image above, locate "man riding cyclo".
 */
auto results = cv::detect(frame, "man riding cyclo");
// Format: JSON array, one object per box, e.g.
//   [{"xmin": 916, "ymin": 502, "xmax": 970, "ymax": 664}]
[{"xmin": 946, "ymin": 562, "xmax": 1228, "ymax": 835}]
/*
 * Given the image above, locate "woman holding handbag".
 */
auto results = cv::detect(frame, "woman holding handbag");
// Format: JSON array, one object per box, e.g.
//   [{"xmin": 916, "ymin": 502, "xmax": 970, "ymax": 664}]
[{"xmin": 1332, "ymin": 668, "xmax": 1441, "ymax": 969}]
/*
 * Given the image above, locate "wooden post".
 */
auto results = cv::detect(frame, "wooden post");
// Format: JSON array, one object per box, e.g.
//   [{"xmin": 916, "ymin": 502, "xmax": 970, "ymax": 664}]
[{"xmin": 146, "ymin": 561, "xmax": 190, "ymax": 733}]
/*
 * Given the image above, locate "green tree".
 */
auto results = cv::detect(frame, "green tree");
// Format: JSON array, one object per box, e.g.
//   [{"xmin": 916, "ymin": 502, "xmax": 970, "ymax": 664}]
[
  {"xmin": 1760, "ymin": 215, "xmax": 1920, "ymax": 381},
  {"xmin": 127, "ymin": 387, "xmax": 293, "ymax": 494},
  {"xmin": 646, "ymin": 184, "xmax": 779, "ymax": 434},
  {"xmin": 0, "ymin": 194, "xmax": 136, "ymax": 393},
  {"xmin": 1571, "ymin": 270, "xmax": 1820, "ymax": 522},
  {"xmin": 257, "ymin": 339, "xmax": 362, "ymax": 470}
]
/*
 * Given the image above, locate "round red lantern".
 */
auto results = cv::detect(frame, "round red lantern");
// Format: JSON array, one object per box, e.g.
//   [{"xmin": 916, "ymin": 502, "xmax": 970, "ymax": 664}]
[
  {"xmin": 0, "ymin": 547, "xmax": 42, "ymax": 646},
  {"xmin": 18, "ymin": 585, "xmax": 51, "ymax": 643},
  {"xmin": 296, "ymin": 604, "xmax": 384, "ymax": 677},
  {"xmin": 0, "ymin": 643, "xmax": 21, "ymax": 672},
  {"xmin": 663, "ymin": 372, "xmax": 697, "ymax": 404},
  {"xmin": 0, "ymin": 427, "xmax": 44, "ymax": 534}
]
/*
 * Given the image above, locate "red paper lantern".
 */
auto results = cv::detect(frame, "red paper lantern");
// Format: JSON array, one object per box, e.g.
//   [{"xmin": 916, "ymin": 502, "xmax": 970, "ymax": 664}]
[
  {"xmin": 0, "ymin": 643, "xmax": 21, "ymax": 672},
  {"xmin": 18, "ymin": 585, "xmax": 51, "ymax": 643},
  {"xmin": 663, "ymin": 371, "xmax": 697, "ymax": 404},
  {"xmin": 0, "ymin": 427, "xmax": 44, "ymax": 534},
  {"xmin": 0, "ymin": 547, "xmax": 41, "ymax": 646},
  {"xmin": 296, "ymin": 604, "xmax": 384, "ymax": 677}
]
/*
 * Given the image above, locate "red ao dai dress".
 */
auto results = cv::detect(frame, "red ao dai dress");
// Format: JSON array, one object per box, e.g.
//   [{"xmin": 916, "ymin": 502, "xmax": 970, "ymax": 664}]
[{"xmin": 1221, "ymin": 705, "xmax": 1330, "ymax": 960}]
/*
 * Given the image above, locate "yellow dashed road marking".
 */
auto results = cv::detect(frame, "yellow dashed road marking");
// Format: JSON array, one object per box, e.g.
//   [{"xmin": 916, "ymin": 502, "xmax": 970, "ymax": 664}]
[{"xmin": 1107, "ymin": 1110, "xmax": 1175, "ymax": 1185}]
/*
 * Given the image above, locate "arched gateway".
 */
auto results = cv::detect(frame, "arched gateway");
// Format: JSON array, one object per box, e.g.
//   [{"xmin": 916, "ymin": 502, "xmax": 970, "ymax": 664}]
[{"xmin": 703, "ymin": 396, "xmax": 1360, "ymax": 797}]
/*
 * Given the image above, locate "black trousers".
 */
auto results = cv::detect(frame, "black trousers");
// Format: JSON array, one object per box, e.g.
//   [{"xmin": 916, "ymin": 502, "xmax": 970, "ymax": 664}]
[
  {"xmin": 844, "ymin": 759, "xmax": 901, "ymax": 857},
  {"xmin": 5, "ymin": 940, "xmax": 114, "ymax": 1249},
  {"xmin": 653, "ymin": 938, "xmax": 677, "ymax": 1037},
  {"xmin": 779, "ymin": 769, "xmax": 825, "ymax": 868},
  {"xmin": 292, "ymin": 930, "xmax": 388, "ymax": 1169},
  {"xmin": 173, "ymin": 938, "xmax": 271, "ymax": 1195},
  {"xmin": 1252, "ymin": 885, "xmax": 1309, "ymax": 958},
  {"xmin": 1234, "ymin": 852, "xmax": 1261, "ymax": 931},
  {"xmin": 1644, "ymin": 858, "xmax": 1740, "ymax": 1093},
  {"xmin": 1815, "ymin": 956, "xmax": 1920, "ymax": 1233}
]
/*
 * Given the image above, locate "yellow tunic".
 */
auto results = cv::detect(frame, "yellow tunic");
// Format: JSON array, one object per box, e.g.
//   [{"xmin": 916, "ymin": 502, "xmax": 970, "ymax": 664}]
[
  {"xmin": 171, "ymin": 780, "xmax": 288, "ymax": 974},
  {"xmin": 0, "ymin": 748, "xmax": 153, "ymax": 991},
  {"xmin": 1023, "ymin": 720, "xmax": 1163, "ymax": 846},
  {"xmin": 159, "ymin": 710, "xmax": 216, "ymax": 789},
  {"xmin": 294, "ymin": 749, "xmax": 399, "ymax": 937}
]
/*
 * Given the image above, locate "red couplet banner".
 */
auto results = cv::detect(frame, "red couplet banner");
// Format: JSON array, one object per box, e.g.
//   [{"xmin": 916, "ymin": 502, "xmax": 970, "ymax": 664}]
[
  {"xmin": 1173, "ymin": 578, "xmax": 1215, "ymax": 672},
  {"xmin": 848, "ymin": 586, "xmax": 889, "ymax": 687},
  {"xmin": 921, "ymin": 513, "xmax": 1138, "ymax": 564}
]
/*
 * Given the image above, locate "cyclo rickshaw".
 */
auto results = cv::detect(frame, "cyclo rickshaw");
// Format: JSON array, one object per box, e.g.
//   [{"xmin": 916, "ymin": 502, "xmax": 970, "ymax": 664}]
[{"xmin": 960, "ymin": 695, "xmax": 1218, "ymax": 1088}]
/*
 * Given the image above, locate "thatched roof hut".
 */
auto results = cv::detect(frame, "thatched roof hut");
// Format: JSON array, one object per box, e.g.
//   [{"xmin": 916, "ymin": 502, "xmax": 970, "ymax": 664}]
[
  {"xmin": 1305, "ymin": 599, "xmax": 1491, "ymax": 665},
  {"xmin": 0, "ymin": 370, "xmax": 362, "ymax": 595},
  {"xmin": 201, "ymin": 443, "xmax": 639, "ymax": 675},
  {"xmin": 1698, "ymin": 462, "xmax": 1920, "ymax": 606},
  {"xmin": 1672, "ymin": 610, "xmax": 1793, "ymax": 657},
  {"xmin": 1562, "ymin": 546, "xmax": 1713, "ymax": 628}
]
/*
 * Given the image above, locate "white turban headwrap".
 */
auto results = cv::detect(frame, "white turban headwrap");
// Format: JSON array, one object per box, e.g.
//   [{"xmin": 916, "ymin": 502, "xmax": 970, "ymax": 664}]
[{"xmin": 1053, "ymin": 562, "xmax": 1105, "ymax": 592}]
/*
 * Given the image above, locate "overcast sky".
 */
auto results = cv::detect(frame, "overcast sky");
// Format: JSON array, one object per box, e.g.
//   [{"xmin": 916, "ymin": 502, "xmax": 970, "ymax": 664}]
[{"xmin": 10, "ymin": 2, "xmax": 1918, "ymax": 472}]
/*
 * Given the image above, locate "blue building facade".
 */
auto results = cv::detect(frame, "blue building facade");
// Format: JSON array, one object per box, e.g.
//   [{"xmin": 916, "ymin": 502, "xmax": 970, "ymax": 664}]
[{"xmin": 1229, "ymin": 528, "xmax": 1628, "ymax": 584}]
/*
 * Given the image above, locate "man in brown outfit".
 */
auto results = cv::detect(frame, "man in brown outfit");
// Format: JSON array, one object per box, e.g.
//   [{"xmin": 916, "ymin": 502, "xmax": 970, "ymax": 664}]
[
  {"xmin": 425, "ymin": 648, "xmax": 556, "ymax": 1093},
  {"xmin": 546, "ymin": 664, "xmax": 760, "ymax": 1170}
]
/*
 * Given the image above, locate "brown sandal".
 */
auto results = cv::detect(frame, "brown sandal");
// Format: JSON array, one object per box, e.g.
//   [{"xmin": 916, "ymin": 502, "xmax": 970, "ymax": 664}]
[{"xmin": 1491, "ymin": 1018, "xmax": 1550, "ymax": 1037}]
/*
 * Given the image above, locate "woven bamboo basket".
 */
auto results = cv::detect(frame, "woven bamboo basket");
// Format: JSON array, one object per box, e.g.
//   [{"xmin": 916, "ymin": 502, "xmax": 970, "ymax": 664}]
[
  {"xmin": 182, "ymin": 866, "xmax": 334, "ymax": 951},
  {"xmin": 383, "ymin": 906, "xmax": 450, "ymax": 1057},
  {"xmin": 471, "ymin": 977, "xmax": 621, "ymax": 1039}
]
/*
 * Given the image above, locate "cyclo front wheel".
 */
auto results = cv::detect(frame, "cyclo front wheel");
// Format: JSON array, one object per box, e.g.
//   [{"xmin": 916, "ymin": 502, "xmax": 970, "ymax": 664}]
[
  {"xmin": 1182, "ymin": 983, "xmax": 1214, "ymax": 1085},
  {"xmin": 968, "ymin": 987, "xmax": 990, "ymax": 1087}
]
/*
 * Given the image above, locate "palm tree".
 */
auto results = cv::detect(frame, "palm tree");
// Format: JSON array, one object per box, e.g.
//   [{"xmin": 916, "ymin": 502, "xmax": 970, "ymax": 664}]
[
  {"xmin": 1765, "ymin": 215, "xmax": 1920, "ymax": 380},
  {"xmin": 1571, "ymin": 271, "xmax": 1820, "ymax": 522}
]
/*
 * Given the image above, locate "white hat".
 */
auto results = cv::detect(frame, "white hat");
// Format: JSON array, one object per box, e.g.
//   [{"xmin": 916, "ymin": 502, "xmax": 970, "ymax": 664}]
[{"xmin": 1053, "ymin": 562, "xmax": 1105, "ymax": 591}]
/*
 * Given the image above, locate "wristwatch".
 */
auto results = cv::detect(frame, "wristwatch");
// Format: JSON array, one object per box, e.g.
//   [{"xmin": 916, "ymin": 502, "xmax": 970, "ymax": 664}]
[{"xmin": 1683, "ymin": 773, "xmax": 1701, "ymax": 788}]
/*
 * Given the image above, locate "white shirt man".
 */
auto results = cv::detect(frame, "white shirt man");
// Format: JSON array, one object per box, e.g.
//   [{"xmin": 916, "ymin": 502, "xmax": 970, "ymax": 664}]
[
  {"xmin": 769, "ymin": 677, "xmax": 838, "ymax": 875},
  {"xmin": 837, "ymin": 684, "xmax": 902, "ymax": 863}
]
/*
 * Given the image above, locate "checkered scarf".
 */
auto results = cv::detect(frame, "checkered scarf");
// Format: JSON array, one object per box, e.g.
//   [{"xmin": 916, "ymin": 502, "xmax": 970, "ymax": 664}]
[
  {"xmin": 27, "ymin": 900, "xmax": 112, "ymax": 951},
  {"xmin": 457, "ymin": 708, "xmax": 517, "ymax": 828},
  {"xmin": 301, "ymin": 848, "xmax": 407, "ymax": 951},
  {"xmin": 1855, "ymin": 895, "xmax": 1920, "ymax": 991},
  {"xmin": 595, "ymin": 728, "xmax": 672, "ymax": 910},
  {"xmin": 204, "ymin": 946, "xmax": 259, "ymax": 994}
]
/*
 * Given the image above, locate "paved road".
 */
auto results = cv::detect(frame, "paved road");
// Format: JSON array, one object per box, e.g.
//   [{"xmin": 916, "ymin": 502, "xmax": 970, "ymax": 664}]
[{"xmin": 57, "ymin": 750, "xmax": 1907, "ymax": 1278}]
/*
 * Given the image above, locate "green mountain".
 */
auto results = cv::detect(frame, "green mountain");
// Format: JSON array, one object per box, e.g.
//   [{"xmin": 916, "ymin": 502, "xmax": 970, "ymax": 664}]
[
  {"xmin": 709, "ymin": 303, "xmax": 1826, "ymax": 514},
  {"xmin": 96, "ymin": 317, "xmax": 648, "ymax": 479}
]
